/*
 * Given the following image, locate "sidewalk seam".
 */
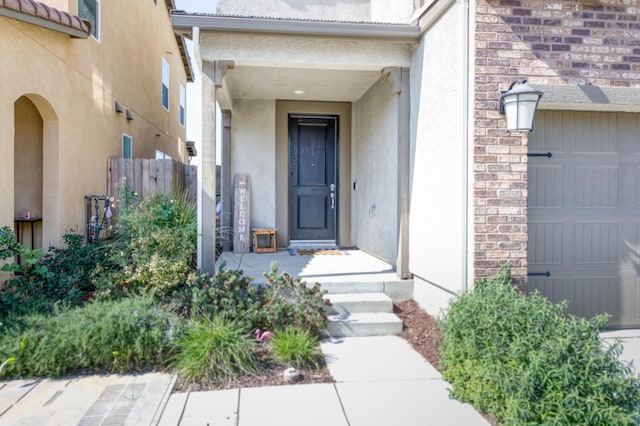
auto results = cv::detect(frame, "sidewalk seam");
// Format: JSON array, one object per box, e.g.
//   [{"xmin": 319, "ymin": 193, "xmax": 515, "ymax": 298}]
[
  {"xmin": 333, "ymin": 382, "xmax": 351, "ymax": 426},
  {"xmin": 235, "ymin": 388, "xmax": 241, "ymax": 426},
  {"xmin": 150, "ymin": 375, "xmax": 178, "ymax": 426}
]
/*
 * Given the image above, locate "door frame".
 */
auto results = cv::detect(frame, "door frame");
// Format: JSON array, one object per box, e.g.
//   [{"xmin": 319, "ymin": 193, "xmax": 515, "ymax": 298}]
[
  {"xmin": 288, "ymin": 114, "xmax": 338, "ymax": 244},
  {"xmin": 276, "ymin": 101, "xmax": 352, "ymax": 248}
]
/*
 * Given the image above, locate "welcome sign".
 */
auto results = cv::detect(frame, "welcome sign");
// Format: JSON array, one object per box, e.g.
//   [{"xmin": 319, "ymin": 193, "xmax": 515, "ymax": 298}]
[{"xmin": 233, "ymin": 174, "xmax": 251, "ymax": 253}]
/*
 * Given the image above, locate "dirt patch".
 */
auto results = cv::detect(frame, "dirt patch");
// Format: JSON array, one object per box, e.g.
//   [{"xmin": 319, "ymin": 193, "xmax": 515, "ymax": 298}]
[{"xmin": 174, "ymin": 345, "xmax": 333, "ymax": 392}]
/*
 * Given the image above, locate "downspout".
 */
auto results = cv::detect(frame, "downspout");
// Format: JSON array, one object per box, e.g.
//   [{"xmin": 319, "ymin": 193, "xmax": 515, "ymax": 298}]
[{"xmin": 461, "ymin": 0, "xmax": 470, "ymax": 292}]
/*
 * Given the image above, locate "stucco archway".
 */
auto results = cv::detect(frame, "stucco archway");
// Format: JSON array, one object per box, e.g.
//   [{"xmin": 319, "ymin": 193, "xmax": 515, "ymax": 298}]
[{"xmin": 13, "ymin": 94, "xmax": 59, "ymax": 250}]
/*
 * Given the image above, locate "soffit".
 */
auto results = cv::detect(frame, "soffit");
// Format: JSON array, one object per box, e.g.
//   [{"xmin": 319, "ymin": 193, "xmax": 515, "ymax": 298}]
[
  {"xmin": 226, "ymin": 66, "xmax": 382, "ymax": 102},
  {"xmin": 0, "ymin": 0, "xmax": 91, "ymax": 38}
]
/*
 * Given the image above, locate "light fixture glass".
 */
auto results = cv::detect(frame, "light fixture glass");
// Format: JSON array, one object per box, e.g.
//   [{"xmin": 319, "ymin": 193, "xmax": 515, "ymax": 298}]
[
  {"xmin": 293, "ymin": 90, "xmax": 305, "ymax": 95},
  {"xmin": 499, "ymin": 80, "xmax": 543, "ymax": 132}
]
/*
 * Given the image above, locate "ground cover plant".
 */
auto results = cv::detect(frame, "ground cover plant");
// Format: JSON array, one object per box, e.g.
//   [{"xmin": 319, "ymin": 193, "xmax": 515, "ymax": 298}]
[
  {"xmin": 0, "ymin": 297, "xmax": 181, "ymax": 378},
  {"xmin": 439, "ymin": 264, "xmax": 640, "ymax": 425}
]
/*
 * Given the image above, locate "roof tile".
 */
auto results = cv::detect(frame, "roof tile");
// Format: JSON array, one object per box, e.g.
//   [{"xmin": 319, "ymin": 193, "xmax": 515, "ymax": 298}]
[{"xmin": 0, "ymin": 0, "xmax": 91, "ymax": 36}]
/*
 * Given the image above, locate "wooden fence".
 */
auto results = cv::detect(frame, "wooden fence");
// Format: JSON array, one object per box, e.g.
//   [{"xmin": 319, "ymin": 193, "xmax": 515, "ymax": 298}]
[{"xmin": 107, "ymin": 158, "xmax": 197, "ymax": 202}]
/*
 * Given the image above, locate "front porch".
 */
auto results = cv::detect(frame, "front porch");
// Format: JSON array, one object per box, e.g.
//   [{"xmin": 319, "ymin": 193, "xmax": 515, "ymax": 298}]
[{"xmin": 216, "ymin": 248, "xmax": 413, "ymax": 300}]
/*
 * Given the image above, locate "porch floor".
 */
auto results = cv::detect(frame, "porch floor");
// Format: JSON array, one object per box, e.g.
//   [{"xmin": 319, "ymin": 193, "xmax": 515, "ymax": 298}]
[{"xmin": 215, "ymin": 248, "xmax": 399, "ymax": 285}]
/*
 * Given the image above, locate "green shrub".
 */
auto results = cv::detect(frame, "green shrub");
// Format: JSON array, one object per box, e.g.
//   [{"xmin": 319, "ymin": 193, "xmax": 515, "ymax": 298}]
[
  {"xmin": 172, "ymin": 315, "xmax": 259, "ymax": 383},
  {"xmin": 0, "ymin": 227, "xmax": 53, "ymax": 316},
  {"xmin": 182, "ymin": 265, "xmax": 263, "ymax": 322},
  {"xmin": 0, "ymin": 226, "xmax": 22, "ymax": 260},
  {"xmin": 39, "ymin": 232, "xmax": 110, "ymax": 306},
  {"xmin": 96, "ymin": 192, "xmax": 197, "ymax": 299},
  {"xmin": 439, "ymin": 264, "xmax": 640, "ymax": 425},
  {"xmin": 0, "ymin": 297, "xmax": 181, "ymax": 378},
  {"xmin": 259, "ymin": 262, "xmax": 329, "ymax": 337},
  {"xmin": 269, "ymin": 327, "xmax": 322, "ymax": 369},
  {"xmin": 0, "ymin": 229, "xmax": 114, "ymax": 316}
]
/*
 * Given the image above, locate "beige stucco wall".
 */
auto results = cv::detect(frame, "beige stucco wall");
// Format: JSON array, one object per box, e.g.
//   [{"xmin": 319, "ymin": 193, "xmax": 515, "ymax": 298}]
[
  {"xmin": 409, "ymin": 0, "xmax": 467, "ymax": 310},
  {"xmin": 230, "ymin": 100, "xmax": 277, "ymax": 231},
  {"xmin": 0, "ymin": 1, "xmax": 187, "ymax": 249},
  {"xmin": 353, "ymin": 74, "xmax": 399, "ymax": 264}
]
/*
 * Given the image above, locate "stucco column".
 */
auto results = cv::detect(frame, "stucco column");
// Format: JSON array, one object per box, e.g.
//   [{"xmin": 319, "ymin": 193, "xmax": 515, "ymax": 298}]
[
  {"xmin": 384, "ymin": 67, "xmax": 412, "ymax": 280},
  {"xmin": 200, "ymin": 61, "xmax": 218, "ymax": 273},
  {"xmin": 221, "ymin": 109, "xmax": 232, "ymax": 251}
]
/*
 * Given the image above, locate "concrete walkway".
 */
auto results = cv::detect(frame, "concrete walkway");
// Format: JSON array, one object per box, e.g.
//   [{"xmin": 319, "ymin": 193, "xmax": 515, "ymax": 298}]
[{"xmin": 159, "ymin": 335, "xmax": 489, "ymax": 426}]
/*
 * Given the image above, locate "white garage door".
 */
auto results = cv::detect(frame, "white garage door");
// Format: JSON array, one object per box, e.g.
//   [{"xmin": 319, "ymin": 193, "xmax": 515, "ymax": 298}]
[{"xmin": 528, "ymin": 110, "xmax": 640, "ymax": 328}]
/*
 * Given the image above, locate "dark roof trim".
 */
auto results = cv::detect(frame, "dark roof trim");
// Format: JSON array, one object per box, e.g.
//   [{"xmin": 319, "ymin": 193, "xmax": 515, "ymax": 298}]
[
  {"xmin": 0, "ymin": 0, "xmax": 91, "ymax": 38},
  {"xmin": 164, "ymin": 1, "xmax": 194, "ymax": 82},
  {"xmin": 171, "ymin": 12, "xmax": 420, "ymax": 41}
]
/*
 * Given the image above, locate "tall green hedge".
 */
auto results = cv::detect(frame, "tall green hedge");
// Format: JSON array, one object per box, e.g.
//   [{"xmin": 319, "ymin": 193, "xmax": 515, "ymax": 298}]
[{"xmin": 439, "ymin": 264, "xmax": 640, "ymax": 425}]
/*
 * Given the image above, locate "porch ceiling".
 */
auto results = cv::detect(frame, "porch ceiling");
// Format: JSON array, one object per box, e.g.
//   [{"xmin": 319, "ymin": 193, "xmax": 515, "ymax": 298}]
[{"xmin": 225, "ymin": 65, "xmax": 383, "ymax": 102}]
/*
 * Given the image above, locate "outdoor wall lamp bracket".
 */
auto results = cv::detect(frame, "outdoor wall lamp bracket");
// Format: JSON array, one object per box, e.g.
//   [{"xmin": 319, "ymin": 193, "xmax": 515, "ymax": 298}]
[{"xmin": 499, "ymin": 80, "xmax": 543, "ymax": 132}]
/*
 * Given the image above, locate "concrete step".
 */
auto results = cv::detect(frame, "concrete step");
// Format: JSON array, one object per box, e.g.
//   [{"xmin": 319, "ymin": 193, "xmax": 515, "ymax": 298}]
[
  {"xmin": 326, "ymin": 312, "xmax": 403, "ymax": 337},
  {"xmin": 315, "ymin": 280, "xmax": 414, "ymax": 302},
  {"xmin": 325, "ymin": 293, "xmax": 393, "ymax": 315},
  {"xmin": 318, "ymin": 281, "xmax": 384, "ymax": 294}
]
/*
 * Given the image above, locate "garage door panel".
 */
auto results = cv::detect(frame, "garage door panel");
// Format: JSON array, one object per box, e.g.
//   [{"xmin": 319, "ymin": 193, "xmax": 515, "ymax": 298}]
[
  {"xmin": 529, "ymin": 166, "xmax": 562, "ymax": 208},
  {"xmin": 528, "ymin": 278, "xmax": 565, "ymax": 303},
  {"xmin": 575, "ymin": 112, "xmax": 618, "ymax": 153},
  {"xmin": 573, "ymin": 222, "xmax": 618, "ymax": 265},
  {"xmin": 528, "ymin": 110, "xmax": 640, "ymax": 327},
  {"xmin": 574, "ymin": 166, "xmax": 618, "ymax": 209},
  {"xmin": 528, "ymin": 222, "xmax": 563, "ymax": 265}
]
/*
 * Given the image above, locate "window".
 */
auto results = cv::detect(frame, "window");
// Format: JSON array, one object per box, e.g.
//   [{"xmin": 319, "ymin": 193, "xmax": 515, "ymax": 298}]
[
  {"xmin": 122, "ymin": 134, "xmax": 132, "ymax": 159},
  {"xmin": 78, "ymin": 0, "xmax": 99, "ymax": 40},
  {"xmin": 162, "ymin": 57, "xmax": 170, "ymax": 110},
  {"xmin": 179, "ymin": 84, "xmax": 186, "ymax": 126},
  {"xmin": 155, "ymin": 150, "xmax": 173, "ymax": 161}
]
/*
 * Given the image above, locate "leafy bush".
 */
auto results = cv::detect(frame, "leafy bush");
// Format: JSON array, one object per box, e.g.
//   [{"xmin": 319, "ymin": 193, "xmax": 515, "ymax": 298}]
[
  {"xmin": 0, "ymin": 229, "xmax": 112, "ymax": 316},
  {"xmin": 39, "ymin": 232, "xmax": 110, "ymax": 306},
  {"xmin": 0, "ymin": 297, "xmax": 181, "ymax": 378},
  {"xmin": 259, "ymin": 262, "xmax": 329, "ymax": 337},
  {"xmin": 0, "ymin": 227, "xmax": 53, "ymax": 316},
  {"xmin": 172, "ymin": 315, "xmax": 259, "ymax": 383},
  {"xmin": 269, "ymin": 327, "xmax": 322, "ymax": 369},
  {"xmin": 439, "ymin": 264, "xmax": 640, "ymax": 425},
  {"xmin": 96, "ymin": 192, "xmax": 197, "ymax": 299},
  {"xmin": 0, "ymin": 226, "xmax": 22, "ymax": 260},
  {"xmin": 182, "ymin": 265, "xmax": 263, "ymax": 322}
]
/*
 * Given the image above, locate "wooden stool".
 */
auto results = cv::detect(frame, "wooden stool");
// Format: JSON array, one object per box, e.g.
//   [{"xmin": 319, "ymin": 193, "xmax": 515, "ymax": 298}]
[{"xmin": 252, "ymin": 228, "xmax": 277, "ymax": 253}]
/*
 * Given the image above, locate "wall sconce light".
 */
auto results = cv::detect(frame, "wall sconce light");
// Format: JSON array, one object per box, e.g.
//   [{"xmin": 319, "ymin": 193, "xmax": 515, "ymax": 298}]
[
  {"xmin": 125, "ymin": 110, "xmax": 134, "ymax": 121},
  {"xmin": 499, "ymin": 80, "xmax": 543, "ymax": 132},
  {"xmin": 114, "ymin": 101, "xmax": 123, "ymax": 113},
  {"xmin": 186, "ymin": 140, "xmax": 197, "ymax": 157}
]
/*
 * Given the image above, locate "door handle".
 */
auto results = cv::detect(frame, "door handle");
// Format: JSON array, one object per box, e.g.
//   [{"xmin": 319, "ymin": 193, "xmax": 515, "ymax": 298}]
[{"xmin": 330, "ymin": 192, "xmax": 335, "ymax": 210}]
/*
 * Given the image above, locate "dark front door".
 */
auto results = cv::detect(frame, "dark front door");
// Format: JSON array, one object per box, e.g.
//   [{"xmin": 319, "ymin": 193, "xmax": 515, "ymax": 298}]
[{"xmin": 289, "ymin": 115, "xmax": 338, "ymax": 242}]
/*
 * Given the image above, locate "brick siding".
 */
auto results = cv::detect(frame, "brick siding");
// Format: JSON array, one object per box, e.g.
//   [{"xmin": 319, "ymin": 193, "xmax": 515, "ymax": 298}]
[{"xmin": 473, "ymin": 0, "xmax": 640, "ymax": 287}]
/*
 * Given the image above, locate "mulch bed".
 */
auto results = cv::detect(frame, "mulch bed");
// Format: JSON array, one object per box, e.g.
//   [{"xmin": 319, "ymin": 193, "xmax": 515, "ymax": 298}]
[
  {"xmin": 394, "ymin": 299, "xmax": 443, "ymax": 371},
  {"xmin": 174, "ymin": 345, "xmax": 334, "ymax": 392}
]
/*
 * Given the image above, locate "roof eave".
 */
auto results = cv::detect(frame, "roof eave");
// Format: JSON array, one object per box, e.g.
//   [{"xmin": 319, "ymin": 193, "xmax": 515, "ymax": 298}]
[
  {"xmin": 171, "ymin": 13, "xmax": 420, "ymax": 42},
  {"xmin": 0, "ymin": 6, "xmax": 90, "ymax": 38}
]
